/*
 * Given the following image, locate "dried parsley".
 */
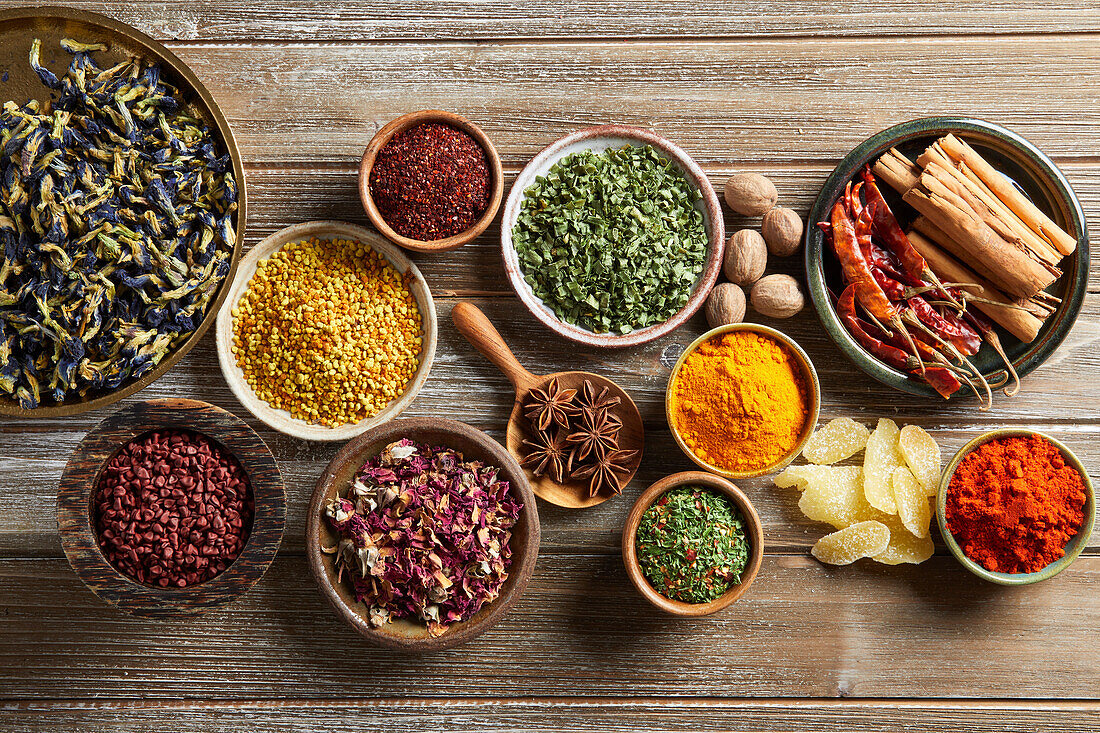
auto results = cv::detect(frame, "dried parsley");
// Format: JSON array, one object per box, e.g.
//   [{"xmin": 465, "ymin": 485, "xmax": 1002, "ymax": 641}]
[
  {"xmin": 512, "ymin": 144, "xmax": 708, "ymax": 334},
  {"xmin": 635, "ymin": 486, "xmax": 749, "ymax": 604}
]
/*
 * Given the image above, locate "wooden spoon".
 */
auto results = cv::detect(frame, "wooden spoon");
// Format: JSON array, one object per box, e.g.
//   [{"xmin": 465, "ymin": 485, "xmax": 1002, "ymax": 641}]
[{"xmin": 452, "ymin": 302, "xmax": 644, "ymax": 508}]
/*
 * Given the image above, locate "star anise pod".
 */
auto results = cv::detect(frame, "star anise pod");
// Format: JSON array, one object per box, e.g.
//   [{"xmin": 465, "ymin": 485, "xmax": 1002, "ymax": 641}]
[
  {"xmin": 565, "ymin": 406, "xmax": 622, "ymax": 462},
  {"xmin": 523, "ymin": 377, "xmax": 579, "ymax": 432},
  {"xmin": 571, "ymin": 449, "xmax": 638, "ymax": 497},
  {"xmin": 576, "ymin": 380, "xmax": 621, "ymax": 414},
  {"xmin": 520, "ymin": 429, "xmax": 569, "ymax": 483}
]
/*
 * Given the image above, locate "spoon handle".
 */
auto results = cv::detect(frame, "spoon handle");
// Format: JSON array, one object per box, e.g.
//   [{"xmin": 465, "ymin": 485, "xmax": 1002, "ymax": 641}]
[{"xmin": 452, "ymin": 302, "xmax": 539, "ymax": 394}]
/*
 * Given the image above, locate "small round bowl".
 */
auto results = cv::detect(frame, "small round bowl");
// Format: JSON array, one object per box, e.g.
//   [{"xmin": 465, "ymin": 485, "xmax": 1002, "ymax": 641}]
[
  {"xmin": 805, "ymin": 117, "xmax": 1090, "ymax": 400},
  {"xmin": 665, "ymin": 323, "xmax": 820, "ymax": 479},
  {"xmin": 307, "ymin": 417, "xmax": 540, "ymax": 652},
  {"xmin": 501, "ymin": 125, "xmax": 725, "ymax": 348},
  {"xmin": 215, "ymin": 220, "xmax": 438, "ymax": 442},
  {"xmin": 936, "ymin": 429, "xmax": 1095, "ymax": 586},
  {"xmin": 358, "ymin": 110, "xmax": 504, "ymax": 253},
  {"xmin": 622, "ymin": 471, "xmax": 764, "ymax": 616},
  {"xmin": 57, "ymin": 398, "xmax": 286, "ymax": 617}
]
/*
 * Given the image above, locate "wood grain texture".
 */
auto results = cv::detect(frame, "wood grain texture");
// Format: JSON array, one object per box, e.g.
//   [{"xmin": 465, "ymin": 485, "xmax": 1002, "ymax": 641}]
[
  {"xmin": 25, "ymin": 1, "xmax": 1100, "ymax": 41},
  {"xmin": 3, "ymin": 699, "xmax": 1100, "ymax": 732},
  {"xmin": 3, "ymin": 554, "xmax": 1100, "ymax": 699}
]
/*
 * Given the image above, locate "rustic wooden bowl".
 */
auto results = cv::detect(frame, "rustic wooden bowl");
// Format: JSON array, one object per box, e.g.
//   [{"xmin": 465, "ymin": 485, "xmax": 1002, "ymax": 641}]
[
  {"xmin": 56, "ymin": 398, "xmax": 286, "ymax": 617},
  {"xmin": 215, "ymin": 220, "xmax": 437, "ymax": 442},
  {"xmin": 307, "ymin": 417, "xmax": 540, "ymax": 652},
  {"xmin": 665, "ymin": 323, "xmax": 820, "ymax": 479},
  {"xmin": 358, "ymin": 110, "xmax": 504, "ymax": 253},
  {"xmin": 451, "ymin": 302, "xmax": 644, "ymax": 509},
  {"xmin": 936, "ymin": 429, "xmax": 1095, "ymax": 586},
  {"xmin": 500, "ymin": 124, "xmax": 725, "ymax": 348},
  {"xmin": 622, "ymin": 471, "xmax": 764, "ymax": 616},
  {"xmin": 0, "ymin": 7, "xmax": 245, "ymax": 418}
]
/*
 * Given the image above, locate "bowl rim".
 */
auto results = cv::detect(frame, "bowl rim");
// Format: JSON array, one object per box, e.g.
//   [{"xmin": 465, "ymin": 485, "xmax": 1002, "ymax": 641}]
[
  {"xmin": 0, "ymin": 6, "xmax": 245, "ymax": 418},
  {"xmin": 56, "ymin": 398, "xmax": 286, "ymax": 616},
  {"xmin": 803, "ymin": 115, "xmax": 1090, "ymax": 400},
  {"xmin": 664, "ymin": 323, "xmax": 821, "ymax": 479},
  {"xmin": 621, "ymin": 470, "xmax": 764, "ymax": 616},
  {"xmin": 214, "ymin": 220, "xmax": 438, "ymax": 442},
  {"xmin": 358, "ymin": 109, "xmax": 504, "ymax": 253},
  {"xmin": 935, "ymin": 428, "xmax": 1096, "ymax": 586},
  {"xmin": 305, "ymin": 417, "xmax": 541, "ymax": 652},
  {"xmin": 500, "ymin": 124, "xmax": 725, "ymax": 348}
]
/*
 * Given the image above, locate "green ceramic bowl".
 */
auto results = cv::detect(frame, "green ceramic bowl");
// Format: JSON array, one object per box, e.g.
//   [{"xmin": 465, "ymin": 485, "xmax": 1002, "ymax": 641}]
[
  {"xmin": 936, "ymin": 429, "xmax": 1095, "ymax": 585},
  {"xmin": 804, "ymin": 117, "xmax": 1090, "ymax": 400}
]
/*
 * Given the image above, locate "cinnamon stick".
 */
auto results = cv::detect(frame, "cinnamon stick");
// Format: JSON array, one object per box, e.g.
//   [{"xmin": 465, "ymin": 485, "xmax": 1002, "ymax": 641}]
[{"xmin": 872, "ymin": 147, "xmax": 920, "ymax": 194}]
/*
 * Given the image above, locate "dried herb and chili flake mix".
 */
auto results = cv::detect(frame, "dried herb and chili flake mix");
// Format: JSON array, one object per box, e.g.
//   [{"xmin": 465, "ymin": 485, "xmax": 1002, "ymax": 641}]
[
  {"xmin": 369, "ymin": 122, "xmax": 490, "ymax": 241},
  {"xmin": 512, "ymin": 144, "xmax": 708, "ymax": 334},
  {"xmin": 323, "ymin": 440, "xmax": 521, "ymax": 637},
  {"xmin": 0, "ymin": 39, "xmax": 237, "ymax": 408},
  {"xmin": 636, "ymin": 486, "xmax": 749, "ymax": 604}
]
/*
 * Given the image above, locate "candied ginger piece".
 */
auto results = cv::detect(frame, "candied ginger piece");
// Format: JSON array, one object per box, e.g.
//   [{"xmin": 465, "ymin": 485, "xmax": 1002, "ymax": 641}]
[
  {"xmin": 863, "ymin": 418, "xmax": 903, "ymax": 514},
  {"xmin": 898, "ymin": 425, "xmax": 941, "ymax": 497},
  {"xmin": 891, "ymin": 466, "xmax": 931, "ymax": 539},
  {"xmin": 811, "ymin": 521, "xmax": 890, "ymax": 565},
  {"xmin": 796, "ymin": 466, "xmax": 866, "ymax": 529},
  {"xmin": 872, "ymin": 513, "xmax": 935, "ymax": 565},
  {"xmin": 774, "ymin": 465, "xmax": 819, "ymax": 491},
  {"xmin": 802, "ymin": 417, "xmax": 870, "ymax": 465}
]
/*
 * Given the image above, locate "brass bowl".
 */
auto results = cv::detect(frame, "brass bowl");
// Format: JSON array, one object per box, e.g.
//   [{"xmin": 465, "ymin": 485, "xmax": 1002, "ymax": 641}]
[{"xmin": 0, "ymin": 7, "xmax": 245, "ymax": 418}]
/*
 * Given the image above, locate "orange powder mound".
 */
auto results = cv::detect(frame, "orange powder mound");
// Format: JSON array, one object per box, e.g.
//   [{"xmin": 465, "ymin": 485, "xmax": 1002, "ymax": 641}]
[{"xmin": 670, "ymin": 331, "xmax": 810, "ymax": 472}]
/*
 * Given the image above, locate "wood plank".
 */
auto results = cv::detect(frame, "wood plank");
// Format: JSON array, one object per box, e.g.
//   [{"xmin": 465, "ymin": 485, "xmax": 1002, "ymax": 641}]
[
  {"xmin": 3, "ymin": 554, "xmax": 1100, "ymax": 699},
  {"xmin": 37, "ymin": 2, "xmax": 1100, "ymax": 41},
  {"xmin": 121, "ymin": 38, "xmax": 1100, "ymax": 166},
  {"xmin": 1, "ymin": 294, "xmax": 1097, "ymax": 555},
  {"xmin": 3, "ymin": 698, "xmax": 1099, "ymax": 732}
]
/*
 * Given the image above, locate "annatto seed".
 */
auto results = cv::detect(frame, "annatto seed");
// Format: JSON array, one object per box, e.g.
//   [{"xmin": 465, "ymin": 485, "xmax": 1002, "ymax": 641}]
[{"xmin": 92, "ymin": 429, "xmax": 255, "ymax": 589}]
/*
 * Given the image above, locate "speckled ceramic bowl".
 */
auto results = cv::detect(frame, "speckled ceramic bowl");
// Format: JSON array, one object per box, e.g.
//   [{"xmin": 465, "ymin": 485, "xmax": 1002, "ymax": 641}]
[
  {"xmin": 664, "ymin": 323, "xmax": 820, "ymax": 479},
  {"xmin": 805, "ymin": 117, "xmax": 1090, "ymax": 400},
  {"xmin": 936, "ymin": 429, "xmax": 1095, "ymax": 586},
  {"xmin": 501, "ymin": 125, "xmax": 725, "ymax": 348}
]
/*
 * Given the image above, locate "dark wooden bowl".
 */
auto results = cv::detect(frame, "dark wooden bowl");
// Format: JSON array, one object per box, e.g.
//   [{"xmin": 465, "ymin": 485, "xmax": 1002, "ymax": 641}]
[
  {"xmin": 57, "ymin": 398, "xmax": 285, "ymax": 617},
  {"xmin": 622, "ymin": 471, "xmax": 764, "ymax": 617},
  {"xmin": 0, "ymin": 8, "xmax": 244, "ymax": 418},
  {"xmin": 358, "ymin": 110, "xmax": 504, "ymax": 253},
  {"xmin": 307, "ymin": 418, "xmax": 540, "ymax": 652}
]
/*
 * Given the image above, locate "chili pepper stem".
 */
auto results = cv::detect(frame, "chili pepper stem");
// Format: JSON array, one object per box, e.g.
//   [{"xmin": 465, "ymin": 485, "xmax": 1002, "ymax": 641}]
[
  {"xmin": 903, "ymin": 312, "xmax": 992, "ymax": 410},
  {"xmin": 984, "ymin": 330, "xmax": 1021, "ymax": 397},
  {"xmin": 892, "ymin": 316, "xmax": 926, "ymax": 375}
]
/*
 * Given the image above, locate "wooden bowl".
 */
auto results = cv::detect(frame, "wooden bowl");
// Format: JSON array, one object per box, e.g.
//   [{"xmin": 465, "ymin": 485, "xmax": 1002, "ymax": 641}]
[
  {"xmin": 307, "ymin": 418, "xmax": 540, "ymax": 652},
  {"xmin": 56, "ymin": 398, "xmax": 286, "ymax": 617},
  {"xmin": 0, "ymin": 7, "xmax": 245, "ymax": 418},
  {"xmin": 936, "ymin": 429, "xmax": 1095, "ymax": 586},
  {"xmin": 805, "ymin": 117, "xmax": 1090, "ymax": 400},
  {"xmin": 358, "ymin": 110, "xmax": 504, "ymax": 253},
  {"xmin": 215, "ymin": 220, "xmax": 438, "ymax": 442},
  {"xmin": 500, "ymin": 125, "xmax": 725, "ymax": 348},
  {"xmin": 665, "ymin": 323, "xmax": 820, "ymax": 479},
  {"xmin": 622, "ymin": 471, "xmax": 764, "ymax": 616}
]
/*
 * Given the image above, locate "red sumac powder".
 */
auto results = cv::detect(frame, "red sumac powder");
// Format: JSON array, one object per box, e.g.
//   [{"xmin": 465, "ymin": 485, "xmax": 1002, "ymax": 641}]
[
  {"xmin": 93, "ymin": 429, "xmax": 254, "ymax": 588},
  {"xmin": 369, "ymin": 122, "xmax": 491, "ymax": 241}
]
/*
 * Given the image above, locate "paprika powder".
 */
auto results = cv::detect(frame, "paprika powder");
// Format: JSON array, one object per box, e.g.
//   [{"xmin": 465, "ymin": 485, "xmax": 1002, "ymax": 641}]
[{"xmin": 945, "ymin": 434, "xmax": 1087, "ymax": 574}]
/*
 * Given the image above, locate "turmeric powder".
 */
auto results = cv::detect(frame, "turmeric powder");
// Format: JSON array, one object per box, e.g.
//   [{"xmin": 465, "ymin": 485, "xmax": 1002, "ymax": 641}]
[{"xmin": 670, "ymin": 330, "xmax": 810, "ymax": 473}]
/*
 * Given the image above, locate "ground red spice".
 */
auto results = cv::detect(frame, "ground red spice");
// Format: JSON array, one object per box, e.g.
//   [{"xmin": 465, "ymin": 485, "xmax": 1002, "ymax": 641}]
[
  {"xmin": 945, "ymin": 435, "xmax": 1087, "ymax": 574},
  {"xmin": 93, "ymin": 430, "xmax": 254, "ymax": 588},
  {"xmin": 369, "ymin": 122, "xmax": 490, "ymax": 241}
]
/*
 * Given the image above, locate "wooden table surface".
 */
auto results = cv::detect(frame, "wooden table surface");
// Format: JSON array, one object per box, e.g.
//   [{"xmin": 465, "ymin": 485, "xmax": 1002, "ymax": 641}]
[{"xmin": 3, "ymin": 2, "xmax": 1100, "ymax": 731}]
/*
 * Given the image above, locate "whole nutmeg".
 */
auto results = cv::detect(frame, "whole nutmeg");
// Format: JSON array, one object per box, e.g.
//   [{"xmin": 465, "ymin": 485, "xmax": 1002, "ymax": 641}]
[
  {"xmin": 723, "ymin": 229, "xmax": 768, "ymax": 286},
  {"xmin": 704, "ymin": 283, "xmax": 746, "ymax": 328},
  {"xmin": 762, "ymin": 207, "xmax": 804, "ymax": 257},
  {"xmin": 750, "ymin": 274, "xmax": 804, "ymax": 319},
  {"xmin": 723, "ymin": 173, "xmax": 778, "ymax": 216}
]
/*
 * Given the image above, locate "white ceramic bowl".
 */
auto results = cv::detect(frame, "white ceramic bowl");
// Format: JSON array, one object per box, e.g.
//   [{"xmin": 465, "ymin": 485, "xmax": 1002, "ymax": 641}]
[
  {"xmin": 501, "ymin": 125, "xmax": 725, "ymax": 348},
  {"xmin": 215, "ymin": 221, "xmax": 437, "ymax": 442}
]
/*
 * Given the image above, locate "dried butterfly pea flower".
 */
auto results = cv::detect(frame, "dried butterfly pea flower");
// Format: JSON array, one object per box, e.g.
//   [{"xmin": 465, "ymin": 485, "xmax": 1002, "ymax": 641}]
[
  {"xmin": 0, "ymin": 39, "xmax": 236, "ymax": 408},
  {"xmin": 324, "ymin": 440, "xmax": 522, "ymax": 637}
]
